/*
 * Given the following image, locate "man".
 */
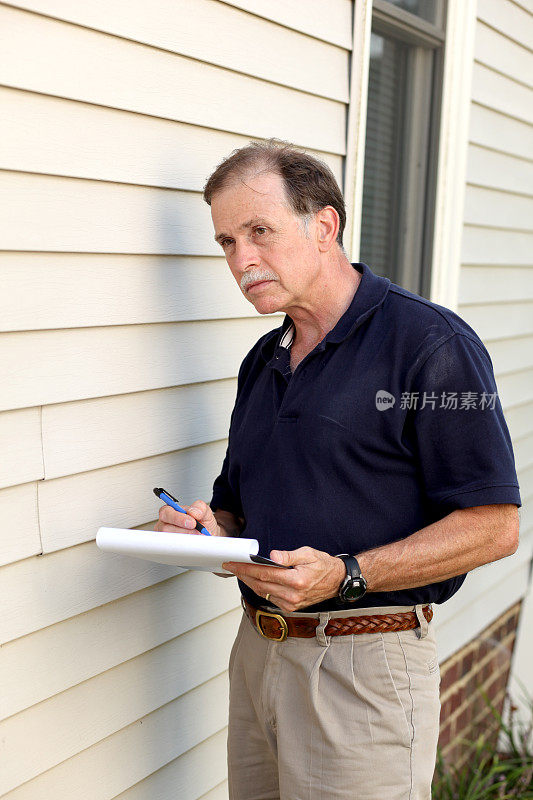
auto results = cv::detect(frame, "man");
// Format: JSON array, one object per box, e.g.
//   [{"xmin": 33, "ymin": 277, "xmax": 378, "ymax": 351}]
[{"xmin": 155, "ymin": 140, "xmax": 521, "ymax": 799}]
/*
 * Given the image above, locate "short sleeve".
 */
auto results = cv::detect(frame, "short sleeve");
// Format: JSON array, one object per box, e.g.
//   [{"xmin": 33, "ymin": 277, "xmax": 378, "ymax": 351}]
[{"xmin": 405, "ymin": 333, "xmax": 521, "ymax": 512}]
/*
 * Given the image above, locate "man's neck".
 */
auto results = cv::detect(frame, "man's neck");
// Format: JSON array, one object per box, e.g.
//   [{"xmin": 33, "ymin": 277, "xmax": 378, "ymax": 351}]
[{"xmin": 288, "ymin": 259, "xmax": 362, "ymax": 351}]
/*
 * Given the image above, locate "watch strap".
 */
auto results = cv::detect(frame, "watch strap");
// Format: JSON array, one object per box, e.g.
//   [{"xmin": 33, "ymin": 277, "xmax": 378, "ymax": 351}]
[
  {"xmin": 337, "ymin": 554, "xmax": 361, "ymax": 580},
  {"xmin": 335, "ymin": 553, "xmax": 367, "ymax": 603}
]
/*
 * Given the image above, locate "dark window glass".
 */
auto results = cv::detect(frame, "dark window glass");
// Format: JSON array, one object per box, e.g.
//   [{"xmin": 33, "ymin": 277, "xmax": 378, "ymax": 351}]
[
  {"xmin": 360, "ymin": 34, "xmax": 407, "ymax": 284},
  {"xmin": 386, "ymin": 0, "xmax": 438, "ymax": 24},
  {"xmin": 360, "ymin": 27, "xmax": 439, "ymax": 296}
]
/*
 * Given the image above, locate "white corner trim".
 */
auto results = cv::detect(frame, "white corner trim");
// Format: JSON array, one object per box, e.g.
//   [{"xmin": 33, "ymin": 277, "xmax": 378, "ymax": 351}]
[
  {"xmin": 344, "ymin": 0, "xmax": 373, "ymax": 262},
  {"xmin": 429, "ymin": 0, "xmax": 478, "ymax": 311}
]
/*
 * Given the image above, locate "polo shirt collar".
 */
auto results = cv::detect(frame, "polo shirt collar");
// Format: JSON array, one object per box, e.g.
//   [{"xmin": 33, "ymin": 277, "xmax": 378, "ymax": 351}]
[{"xmin": 261, "ymin": 261, "xmax": 390, "ymax": 359}]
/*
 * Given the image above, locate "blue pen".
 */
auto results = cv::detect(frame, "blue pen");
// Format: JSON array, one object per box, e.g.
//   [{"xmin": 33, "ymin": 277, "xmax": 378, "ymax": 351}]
[{"xmin": 153, "ymin": 487, "xmax": 211, "ymax": 536}]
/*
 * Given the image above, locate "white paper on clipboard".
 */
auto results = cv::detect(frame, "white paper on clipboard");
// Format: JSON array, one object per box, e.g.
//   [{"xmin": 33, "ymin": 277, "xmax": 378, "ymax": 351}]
[{"xmin": 95, "ymin": 527, "xmax": 292, "ymax": 573}]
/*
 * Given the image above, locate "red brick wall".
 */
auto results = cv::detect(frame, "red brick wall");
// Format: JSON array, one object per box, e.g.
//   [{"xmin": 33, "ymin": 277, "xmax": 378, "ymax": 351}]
[{"xmin": 437, "ymin": 600, "xmax": 522, "ymax": 767}]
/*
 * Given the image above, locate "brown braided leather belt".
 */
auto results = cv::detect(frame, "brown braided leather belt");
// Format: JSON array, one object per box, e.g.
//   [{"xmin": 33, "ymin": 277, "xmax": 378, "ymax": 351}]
[{"xmin": 242, "ymin": 597, "xmax": 433, "ymax": 642}]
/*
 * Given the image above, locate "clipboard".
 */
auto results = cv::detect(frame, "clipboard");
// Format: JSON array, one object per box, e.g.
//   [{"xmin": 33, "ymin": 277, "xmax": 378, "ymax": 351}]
[{"xmin": 96, "ymin": 527, "xmax": 293, "ymax": 573}]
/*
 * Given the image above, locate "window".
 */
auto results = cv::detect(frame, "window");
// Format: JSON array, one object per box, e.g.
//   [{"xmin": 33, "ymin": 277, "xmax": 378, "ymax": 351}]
[{"xmin": 359, "ymin": 0, "xmax": 447, "ymax": 297}]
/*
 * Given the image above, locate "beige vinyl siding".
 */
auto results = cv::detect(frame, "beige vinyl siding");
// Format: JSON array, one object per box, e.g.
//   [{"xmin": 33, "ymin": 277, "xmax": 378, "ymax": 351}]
[
  {"xmin": 1, "ymin": 613, "xmax": 238, "ymax": 795},
  {"xmin": 1, "ymin": 0, "xmax": 350, "ymax": 101},
  {"xmin": 0, "ymin": 319, "xmax": 277, "ymax": 411},
  {"xmin": 1, "ymin": 672, "xmax": 231, "ymax": 799},
  {"xmin": 0, "ymin": 6, "xmax": 345, "ymax": 152},
  {"xmin": 0, "ymin": 569, "xmax": 239, "ymax": 719},
  {"xmin": 0, "ymin": 409, "xmax": 43, "ymax": 487},
  {"xmin": 460, "ymin": 0, "xmax": 533, "ymax": 484},
  {"xmin": 0, "ymin": 255, "xmax": 258, "ymax": 331},
  {"xmin": 215, "ymin": 0, "xmax": 353, "ymax": 48},
  {"xmin": 0, "ymin": 88, "xmax": 343, "ymax": 190},
  {"xmin": 438, "ymin": 0, "xmax": 533, "ymax": 660},
  {"xmin": 0, "ymin": 1, "xmax": 351, "ymax": 797}
]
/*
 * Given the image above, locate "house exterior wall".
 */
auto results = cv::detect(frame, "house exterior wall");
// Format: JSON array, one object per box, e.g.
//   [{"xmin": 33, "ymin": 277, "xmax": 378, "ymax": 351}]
[
  {"xmin": 0, "ymin": 2, "xmax": 351, "ymax": 797},
  {"xmin": 432, "ymin": 0, "xmax": 533, "ymax": 659},
  {"xmin": 0, "ymin": 0, "xmax": 531, "ymax": 796},
  {"xmin": 431, "ymin": 0, "xmax": 533, "ymax": 761}
]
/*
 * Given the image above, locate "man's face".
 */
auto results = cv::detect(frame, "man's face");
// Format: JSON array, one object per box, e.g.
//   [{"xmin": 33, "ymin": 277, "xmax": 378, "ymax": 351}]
[{"xmin": 210, "ymin": 171, "xmax": 320, "ymax": 315}]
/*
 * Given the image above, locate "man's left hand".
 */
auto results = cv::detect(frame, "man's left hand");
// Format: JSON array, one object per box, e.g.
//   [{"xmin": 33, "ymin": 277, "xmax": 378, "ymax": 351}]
[{"xmin": 221, "ymin": 547, "xmax": 346, "ymax": 612}]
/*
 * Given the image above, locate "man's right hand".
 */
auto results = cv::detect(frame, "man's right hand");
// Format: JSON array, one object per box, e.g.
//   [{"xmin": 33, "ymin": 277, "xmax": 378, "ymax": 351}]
[{"xmin": 154, "ymin": 499, "xmax": 223, "ymax": 536}]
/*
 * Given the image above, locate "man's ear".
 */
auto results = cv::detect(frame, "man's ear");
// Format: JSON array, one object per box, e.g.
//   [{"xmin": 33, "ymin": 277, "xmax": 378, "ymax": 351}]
[{"xmin": 315, "ymin": 206, "xmax": 340, "ymax": 252}]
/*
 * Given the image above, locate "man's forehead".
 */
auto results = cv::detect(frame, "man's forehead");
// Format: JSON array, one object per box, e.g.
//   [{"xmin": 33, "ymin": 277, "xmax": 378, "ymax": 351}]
[{"xmin": 211, "ymin": 172, "xmax": 293, "ymax": 234}]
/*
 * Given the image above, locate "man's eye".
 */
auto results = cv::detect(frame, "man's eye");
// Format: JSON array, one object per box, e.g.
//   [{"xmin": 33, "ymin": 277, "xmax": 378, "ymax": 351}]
[
  {"xmin": 221, "ymin": 238, "xmax": 233, "ymax": 247},
  {"xmin": 255, "ymin": 227, "xmax": 267, "ymax": 235}
]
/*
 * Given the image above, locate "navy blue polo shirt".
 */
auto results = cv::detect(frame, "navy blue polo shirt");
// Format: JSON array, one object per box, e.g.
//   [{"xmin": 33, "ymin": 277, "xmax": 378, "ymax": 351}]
[{"xmin": 209, "ymin": 261, "xmax": 521, "ymax": 612}]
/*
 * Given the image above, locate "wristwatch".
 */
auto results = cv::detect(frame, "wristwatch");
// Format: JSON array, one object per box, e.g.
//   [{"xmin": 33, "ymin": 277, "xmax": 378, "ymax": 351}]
[{"xmin": 335, "ymin": 554, "xmax": 367, "ymax": 603}]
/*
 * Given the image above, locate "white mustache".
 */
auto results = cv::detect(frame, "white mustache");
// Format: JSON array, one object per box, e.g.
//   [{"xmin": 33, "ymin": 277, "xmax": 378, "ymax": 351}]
[{"xmin": 241, "ymin": 273, "xmax": 278, "ymax": 291}]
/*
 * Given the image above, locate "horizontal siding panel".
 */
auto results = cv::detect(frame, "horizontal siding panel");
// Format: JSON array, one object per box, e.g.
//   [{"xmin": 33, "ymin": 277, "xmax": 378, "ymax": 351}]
[
  {"xmin": 1, "ymin": 672, "xmax": 229, "ymax": 800},
  {"xmin": 458, "ymin": 300, "xmax": 533, "ymax": 340},
  {"xmin": 475, "ymin": 19, "xmax": 533, "ymax": 86},
  {"xmin": 38, "ymin": 439, "xmax": 228, "ymax": 552},
  {"xmin": 459, "ymin": 266, "xmax": 533, "ymax": 304},
  {"xmin": 0, "ymin": 539, "xmax": 184, "ymax": 645},
  {"xmin": 514, "ymin": 0, "xmax": 533, "ymax": 13},
  {"xmin": 0, "ymin": 316, "xmax": 280, "ymax": 411},
  {"xmin": 219, "ymin": 0, "xmax": 353, "ymax": 48},
  {"xmin": 0, "ymin": 408, "xmax": 43, "ymax": 487},
  {"xmin": 468, "ymin": 103, "xmax": 533, "ymax": 161},
  {"xmin": 0, "ymin": 6, "xmax": 345, "ymax": 153},
  {"xmin": 1, "ymin": 578, "xmax": 239, "ymax": 719},
  {"xmin": 42, "ymin": 379, "xmax": 237, "ymax": 479},
  {"xmin": 514, "ymin": 431, "xmax": 533, "ymax": 472},
  {"xmin": 465, "ymin": 144, "xmax": 533, "ymax": 197},
  {"xmin": 498, "ymin": 366, "xmax": 533, "ymax": 408},
  {"xmin": 471, "ymin": 61, "xmax": 533, "ymax": 125},
  {"xmin": 519, "ymin": 492, "xmax": 533, "ymax": 534},
  {"xmin": 112, "ymin": 729, "xmax": 228, "ymax": 800},
  {"xmin": 484, "ymin": 334, "xmax": 533, "ymax": 375},
  {"xmin": 461, "ymin": 226, "xmax": 533, "ymax": 264},
  {"xmin": 1, "ymin": 0, "xmax": 349, "ymax": 102},
  {"xmin": 0, "ymin": 610, "xmax": 239, "ymax": 794},
  {"xmin": 0, "ymin": 483, "xmax": 41, "ymax": 567},
  {"xmin": 477, "ymin": 0, "xmax": 533, "ymax": 52},
  {"xmin": 0, "ymin": 89, "xmax": 343, "ymax": 192},
  {"xmin": 0, "ymin": 571, "xmax": 240, "ymax": 720},
  {"xmin": 518, "ymin": 463, "xmax": 533, "ymax": 504},
  {"xmin": 0, "ymin": 255, "xmax": 253, "ymax": 332},
  {"xmin": 0, "ymin": 173, "xmax": 216, "ymax": 254},
  {"xmin": 463, "ymin": 184, "xmax": 533, "ymax": 230},
  {"xmin": 505, "ymin": 399, "xmax": 533, "ymax": 441},
  {"xmin": 198, "ymin": 782, "xmax": 229, "ymax": 800}
]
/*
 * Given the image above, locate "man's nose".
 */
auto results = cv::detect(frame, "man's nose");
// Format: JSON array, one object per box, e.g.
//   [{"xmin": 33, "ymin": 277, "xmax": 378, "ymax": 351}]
[{"xmin": 232, "ymin": 238, "xmax": 260, "ymax": 272}]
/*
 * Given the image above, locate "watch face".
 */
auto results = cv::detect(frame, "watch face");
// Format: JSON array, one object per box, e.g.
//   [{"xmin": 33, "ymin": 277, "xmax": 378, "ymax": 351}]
[{"xmin": 341, "ymin": 579, "xmax": 367, "ymax": 602}]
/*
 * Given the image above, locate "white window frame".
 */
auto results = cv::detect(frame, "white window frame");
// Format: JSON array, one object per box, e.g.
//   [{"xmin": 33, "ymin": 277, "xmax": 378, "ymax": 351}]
[{"xmin": 344, "ymin": 0, "xmax": 478, "ymax": 312}]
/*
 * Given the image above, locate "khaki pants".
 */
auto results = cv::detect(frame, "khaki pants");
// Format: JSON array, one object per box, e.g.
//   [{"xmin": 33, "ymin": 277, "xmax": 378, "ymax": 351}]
[{"xmin": 227, "ymin": 603, "xmax": 441, "ymax": 800}]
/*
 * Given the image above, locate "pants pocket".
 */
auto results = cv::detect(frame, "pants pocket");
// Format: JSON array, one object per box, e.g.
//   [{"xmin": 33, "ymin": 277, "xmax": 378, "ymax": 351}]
[
  {"xmin": 351, "ymin": 634, "xmax": 412, "ymax": 749},
  {"xmin": 378, "ymin": 633, "xmax": 414, "ymax": 748},
  {"xmin": 397, "ymin": 626, "xmax": 441, "ymax": 682},
  {"xmin": 427, "ymin": 652, "xmax": 440, "ymax": 676}
]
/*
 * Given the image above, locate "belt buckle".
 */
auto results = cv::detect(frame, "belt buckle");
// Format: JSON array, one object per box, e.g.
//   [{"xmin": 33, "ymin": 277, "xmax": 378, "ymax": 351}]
[{"xmin": 255, "ymin": 609, "xmax": 289, "ymax": 642}]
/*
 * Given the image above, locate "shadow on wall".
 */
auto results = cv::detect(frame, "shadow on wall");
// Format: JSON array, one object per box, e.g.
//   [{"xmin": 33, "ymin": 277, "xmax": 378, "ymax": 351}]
[{"xmin": 91, "ymin": 172, "xmax": 243, "ymax": 788}]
